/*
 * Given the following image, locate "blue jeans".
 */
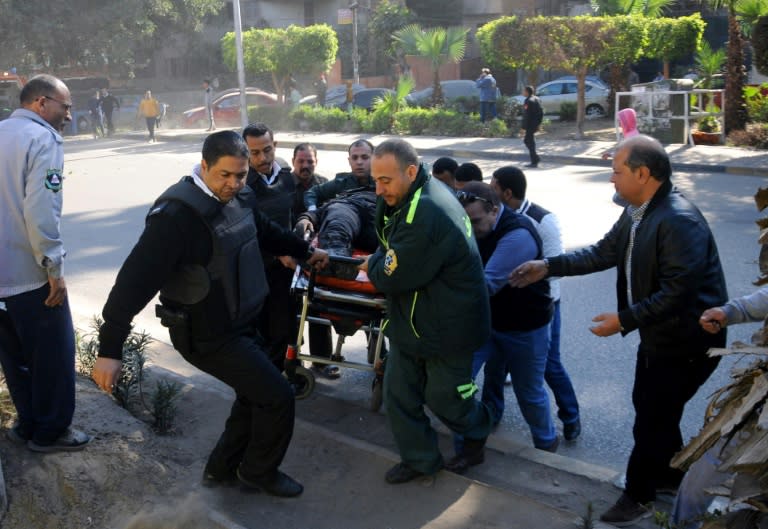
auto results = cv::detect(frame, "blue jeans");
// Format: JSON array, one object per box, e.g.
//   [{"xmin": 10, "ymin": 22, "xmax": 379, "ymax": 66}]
[
  {"xmin": 0, "ymin": 284, "xmax": 76, "ymax": 444},
  {"xmin": 481, "ymin": 325, "xmax": 555, "ymax": 449},
  {"xmin": 545, "ymin": 301, "xmax": 579, "ymax": 425},
  {"xmin": 480, "ymin": 101, "xmax": 497, "ymax": 122}
]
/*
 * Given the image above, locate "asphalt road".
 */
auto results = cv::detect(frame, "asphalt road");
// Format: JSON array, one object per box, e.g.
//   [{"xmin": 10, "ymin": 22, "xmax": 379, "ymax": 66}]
[{"xmin": 59, "ymin": 135, "xmax": 765, "ymax": 474}]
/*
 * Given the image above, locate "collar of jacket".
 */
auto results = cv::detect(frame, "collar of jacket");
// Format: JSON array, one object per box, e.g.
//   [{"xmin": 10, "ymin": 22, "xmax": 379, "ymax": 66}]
[{"xmin": 643, "ymin": 178, "xmax": 673, "ymax": 216}]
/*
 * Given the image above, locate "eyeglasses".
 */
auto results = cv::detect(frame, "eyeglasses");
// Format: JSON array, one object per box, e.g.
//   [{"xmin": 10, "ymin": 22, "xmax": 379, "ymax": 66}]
[
  {"xmin": 456, "ymin": 190, "xmax": 493, "ymax": 207},
  {"xmin": 42, "ymin": 95, "xmax": 73, "ymax": 112}
]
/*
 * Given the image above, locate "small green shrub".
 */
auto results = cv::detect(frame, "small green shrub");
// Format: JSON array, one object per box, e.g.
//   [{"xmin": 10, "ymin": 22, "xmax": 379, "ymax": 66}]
[
  {"xmin": 483, "ymin": 118, "xmax": 509, "ymax": 138},
  {"xmin": 559, "ymin": 102, "xmax": 578, "ymax": 122},
  {"xmin": 745, "ymin": 83, "xmax": 768, "ymax": 123}
]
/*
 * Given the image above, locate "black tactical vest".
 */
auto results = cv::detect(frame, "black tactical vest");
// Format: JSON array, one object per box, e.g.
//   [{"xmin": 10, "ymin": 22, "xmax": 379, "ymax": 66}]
[{"xmin": 152, "ymin": 177, "xmax": 268, "ymax": 335}]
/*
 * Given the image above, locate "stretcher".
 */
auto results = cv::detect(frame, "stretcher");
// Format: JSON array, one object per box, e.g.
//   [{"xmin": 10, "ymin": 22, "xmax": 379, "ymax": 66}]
[{"xmin": 284, "ymin": 252, "xmax": 387, "ymax": 411}]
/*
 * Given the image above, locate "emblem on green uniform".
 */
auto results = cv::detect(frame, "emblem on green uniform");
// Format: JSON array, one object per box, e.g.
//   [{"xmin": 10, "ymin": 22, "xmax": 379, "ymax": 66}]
[{"xmin": 384, "ymin": 248, "xmax": 398, "ymax": 276}]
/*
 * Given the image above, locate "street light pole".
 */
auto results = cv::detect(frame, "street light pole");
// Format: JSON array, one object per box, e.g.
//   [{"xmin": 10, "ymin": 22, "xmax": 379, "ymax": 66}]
[
  {"xmin": 232, "ymin": 0, "xmax": 248, "ymax": 129},
  {"xmin": 350, "ymin": 2, "xmax": 359, "ymax": 86}
]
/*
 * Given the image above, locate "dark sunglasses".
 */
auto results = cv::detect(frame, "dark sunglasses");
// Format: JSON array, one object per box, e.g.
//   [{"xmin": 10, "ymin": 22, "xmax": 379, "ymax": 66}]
[{"xmin": 456, "ymin": 190, "xmax": 493, "ymax": 206}]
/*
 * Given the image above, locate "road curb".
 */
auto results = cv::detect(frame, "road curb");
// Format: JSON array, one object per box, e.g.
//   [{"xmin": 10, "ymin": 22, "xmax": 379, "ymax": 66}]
[{"xmin": 108, "ymin": 130, "xmax": 767, "ymax": 177}]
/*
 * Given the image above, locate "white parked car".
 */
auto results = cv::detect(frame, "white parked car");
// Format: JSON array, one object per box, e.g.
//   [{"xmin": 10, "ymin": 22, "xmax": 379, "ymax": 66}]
[{"xmin": 514, "ymin": 79, "xmax": 610, "ymax": 117}]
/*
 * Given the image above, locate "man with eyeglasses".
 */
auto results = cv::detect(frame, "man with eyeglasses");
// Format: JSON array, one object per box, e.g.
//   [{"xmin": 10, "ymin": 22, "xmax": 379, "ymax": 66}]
[
  {"xmin": 0, "ymin": 74, "xmax": 92, "ymax": 452},
  {"xmin": 452, "ymin": 181, "xmax": 557, "ymax": 468},
  {"xmin": 360, "ymin": 139, "xmax": 494, "ymax": 485}
]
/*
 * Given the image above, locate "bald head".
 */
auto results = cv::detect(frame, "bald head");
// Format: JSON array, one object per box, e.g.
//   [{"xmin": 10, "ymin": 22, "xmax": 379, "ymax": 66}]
[{"xmin": 617, "ymin": 135, "xmax": 671, "ymax": 182}]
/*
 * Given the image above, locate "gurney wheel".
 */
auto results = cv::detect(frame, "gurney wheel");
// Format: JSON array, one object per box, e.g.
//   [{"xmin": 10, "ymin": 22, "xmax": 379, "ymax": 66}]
[
  {"xmin": 286, "ymin": 365, "xmax": 315, "ymax": 400},
  {"xmin": 370, "ymin": 376, "xmax": 383, "ymax": 412}
]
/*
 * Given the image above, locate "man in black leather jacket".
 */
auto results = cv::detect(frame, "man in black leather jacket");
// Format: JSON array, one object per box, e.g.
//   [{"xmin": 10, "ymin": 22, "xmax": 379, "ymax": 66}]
[{"xmin": 510, "ymin": 135, "xmax": 728, "ymax": 527}]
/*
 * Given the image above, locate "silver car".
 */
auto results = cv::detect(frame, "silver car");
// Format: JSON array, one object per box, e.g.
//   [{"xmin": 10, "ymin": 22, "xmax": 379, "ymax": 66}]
[{"xmin": 515, "ymin": 79, "xmax": 609, "ymax": 117}]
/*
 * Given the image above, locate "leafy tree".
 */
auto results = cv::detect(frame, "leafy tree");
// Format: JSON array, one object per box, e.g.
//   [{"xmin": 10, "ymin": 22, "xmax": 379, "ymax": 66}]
[
  {"xmin": 369, "ymin": 0, "xmax": 417, "ymax": 77},
  {"xmin": 590, "ymin": 0, "xmax": 673, "ymax": 16},
  {"xmin": 600, "ymin": 16, "xmax": 648, "ymax": 114},
  {"xmin": 695, "ymin": 41, "xmax": 727, "ymax": 87},
  {"xmin": 735, "ymin": 0, "xmax": 768, "ymax": 36},
  {"xmin": 221, "ymin": 24, "xmax": 338, "ymax": 103},
  {"xmin": 0, "ymin": 0, "xmax": 223, "ymax": 78},
  {"xmin": 755, "ymin": 15, "xmax": 768, "ymax": 75},
  {"xmin": 392, "ymin": 24, "xmax": 467, "ymax": 106},
  {"xmin": 643, "ymin": 14, "xmax": 705, "ymax": 78},
  {"xmin": 702, "ymin": 0, "xmax": 748, "ymax": 132}
]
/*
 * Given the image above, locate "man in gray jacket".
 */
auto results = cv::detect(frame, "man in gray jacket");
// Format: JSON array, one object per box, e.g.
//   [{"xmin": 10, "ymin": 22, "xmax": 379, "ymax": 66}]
[{"xmin": 0, "ymin": 74, "xmax": 91, "ymax": 452}]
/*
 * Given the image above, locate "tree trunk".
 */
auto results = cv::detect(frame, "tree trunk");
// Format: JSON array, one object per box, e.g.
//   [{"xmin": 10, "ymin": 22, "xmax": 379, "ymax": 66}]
[
  {"xmin": 724, "ymin": 13, "xmax": 748, "ymax": 133},
  {"xmin": 431, "ymin": 68, "xmax": 443, "ymax": 106},
  {"xmin": 576, "ymin": 68, "xmax": 587, "ymax": 139}
]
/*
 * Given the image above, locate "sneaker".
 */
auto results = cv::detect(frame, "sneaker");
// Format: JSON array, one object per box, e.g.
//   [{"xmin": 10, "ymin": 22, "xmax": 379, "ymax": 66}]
[
  {"xmin": 600, "ymin": 493, "xmax": 652, "ymax": 527},
  {"xmin": 27, "ymin": 427, "xmax": 91, "ymax": 453},
  {"xmin": 385, "ymin": 462, "xmax": 427, "ymax": 484},
  {"xmin": 564, "ymin": 419, "xmax": 581, "ymax": 441}
]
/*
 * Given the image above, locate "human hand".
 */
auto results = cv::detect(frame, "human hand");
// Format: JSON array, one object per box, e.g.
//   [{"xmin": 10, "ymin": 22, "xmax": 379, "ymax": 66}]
[
  {"xmin": 307, "ymin": 248, "xmax": 329, "ymax": 270},
  {"xmin": 699, "ymin": 307, "xmax": 726, "ymax": 334},
  {"xmin": 44, "ymin": 276, "xmax": 67, "ymax": 307},
  {"xmin": 589, "ymin": 313, "xmax": 621, "ymax": 337},
  {"xmin": 278, "ymin": 255, "xmax": 297, "ymax": 270},
  {"xmin": 602, "ymin": 152, "xmax": 612, "ymax": 160},
  {"xmin": 92, "ymin": 357, "xmax": 123, "ymax": 393},
  {"xmin": 358, "ymin": 256, "xmax": 369, "ymax": 273},
  {"xmin": 508, "ymin": 260, "xmax": 547, "ymax": 288},
  {"xmin": 295, "ymin": 219, "xmax": 314, "ymax": 239}
]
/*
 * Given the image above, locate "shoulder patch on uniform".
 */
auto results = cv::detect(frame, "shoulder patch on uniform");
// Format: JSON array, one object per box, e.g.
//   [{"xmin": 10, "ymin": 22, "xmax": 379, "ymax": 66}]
[
  {"xmin": 383, "ymin": 248, "xmax": 398, "ymax": 276},
  {"xmin": 464, "ymin": 214, "xmax": 472, "ymax": 238},
  {"xmin": 45, "ymin": 169, "xmax": 63, "ymax": 193}
]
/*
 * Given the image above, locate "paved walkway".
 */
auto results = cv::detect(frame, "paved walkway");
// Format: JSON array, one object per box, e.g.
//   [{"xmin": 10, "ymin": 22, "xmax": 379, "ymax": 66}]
[{"xmin": 115, "ymin": 126, "xmax": 768, "ymax": 177}]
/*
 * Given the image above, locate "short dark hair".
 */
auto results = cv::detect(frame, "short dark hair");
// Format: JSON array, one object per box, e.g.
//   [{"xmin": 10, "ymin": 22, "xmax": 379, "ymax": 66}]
[
  {"xmin": 525, "ymin": 85, "xmax": 535, "ymax": 97},
  {"xmin": 432, "ymin": 157, "xmax": 458, "ymax": 175},
  {"xmin": 20, "ymin": 74, "xmax": 64, "ymax": 105},
  {"xmin": 242, "ymin": 122, "xmax": 274, "ymax": 143},
  {"xmin": 492, "ymin": 166, "xmax": 527, "ymax": 200},
  {"xmin": 455, "ymin": 162, "xmax": 483, "ymax": 183},
  {"xmin": 458, "ymin": 181, "xmax": 499, "ymax": 212},
  {"xmin": 293, "ymin": 142, "xmax": 317, "ymax": 159},
  {"xmin": 374, "ymin": 139, "xmax": 418, "ymax": 172},
  {"xmin": 620, "ymin": 135, "xmax": 671, "ymax": 182},
  {"xmin": 203, "ymin": 130, "xmax": 249, "ymax": 167},
  {"xmin": 348, "ymin": 138, "xmax": 374, "ymax": 154}
]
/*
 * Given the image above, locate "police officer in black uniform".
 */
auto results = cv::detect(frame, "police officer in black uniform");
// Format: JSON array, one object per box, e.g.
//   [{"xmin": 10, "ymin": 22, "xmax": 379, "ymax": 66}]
[
  {"xmin": 93, "ymin": 130, "xmax": 329, "ymax": 497},
  {"xmin": 242, "ymin": 123, "xmax": 299, "ymax": 368}
]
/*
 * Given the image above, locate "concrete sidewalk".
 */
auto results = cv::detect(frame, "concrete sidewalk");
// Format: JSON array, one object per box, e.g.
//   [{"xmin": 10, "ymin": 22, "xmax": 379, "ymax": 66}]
[{"xmin": 115, "ymin": 127, "xmax": 768, "ymax": 177}]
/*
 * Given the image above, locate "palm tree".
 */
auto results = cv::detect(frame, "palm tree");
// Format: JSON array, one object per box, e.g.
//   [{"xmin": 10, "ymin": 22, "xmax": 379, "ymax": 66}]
[
  {"xmin": 392, "ymin": 24, "xmax": 467, "ymax": 106},
  {"xmin": 705, "ymin": 0, "xmax": 749, "ymax": 132},
  {"xmin": 695, "ymin": 41, "xmax": 727, "ymax": 89}
]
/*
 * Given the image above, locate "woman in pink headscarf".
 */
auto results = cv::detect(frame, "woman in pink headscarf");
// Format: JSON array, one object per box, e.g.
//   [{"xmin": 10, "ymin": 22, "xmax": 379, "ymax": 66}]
[{"xmin": 602, "ymin": 107, "xmax": 639, "ymax": 159}]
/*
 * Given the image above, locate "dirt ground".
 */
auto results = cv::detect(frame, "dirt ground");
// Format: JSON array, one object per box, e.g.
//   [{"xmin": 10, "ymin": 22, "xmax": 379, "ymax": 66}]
[{"xmin": 0, "ymin": 371, "xmax": 230, "ymax": 529}]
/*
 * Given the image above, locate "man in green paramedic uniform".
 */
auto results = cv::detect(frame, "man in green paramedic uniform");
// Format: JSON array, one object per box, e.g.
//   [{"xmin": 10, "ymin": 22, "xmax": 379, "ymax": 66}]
[{"xmin": 360, "ymin": 139, "xmax": 494, "ymax": 484}]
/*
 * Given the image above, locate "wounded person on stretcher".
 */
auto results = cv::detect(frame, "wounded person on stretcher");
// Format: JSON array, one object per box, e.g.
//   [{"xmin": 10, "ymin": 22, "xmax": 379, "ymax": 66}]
[{"xmin": 295, "ymin": 188, "xmax": 377, "ymax": 280}]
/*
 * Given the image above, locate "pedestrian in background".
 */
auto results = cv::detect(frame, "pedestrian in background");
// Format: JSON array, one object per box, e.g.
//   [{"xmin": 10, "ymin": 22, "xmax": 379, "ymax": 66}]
[
  {"xmin": 521, "ymin": 85, "xmax": 543, "ymax": 168},
  {"xmin": 0, "ymin": 74, "xmax": 91, "ymax": 453},
  {"xmin": 100, "ymin": 88, "xmax": 120, "ymax": 136},
  {"xmin": 137, "ymin": 90, "xmax": 160, "ymax": 143},
  {"xmin": 87, "ymin": 89, "xmax": 104, "ymax": 138},
  {"xmin": 475, "ymin": 68, "xmax": 497, "ymax": 123},
  {"xmin": 203, "ymin": 79, "xmax": 215, "ymax": 131},
  {"xmin": 313, "ymin": 73, "xmax": 327, "ymax": 106},
  {"xmin": 510, "ymin": 135, "xmax": 728, "ymax": 526}
]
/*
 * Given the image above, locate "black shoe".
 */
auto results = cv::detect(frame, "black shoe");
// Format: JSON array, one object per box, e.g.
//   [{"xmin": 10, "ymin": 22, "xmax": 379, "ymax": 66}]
[
  {"xmin": 202, "ymin": 470, "xmax": 239, "ymax": 488},
  {"xmin": 538, "ymin": 436, "xmax": 559, "ymax": 453},
  {"xmin": 385, "ymin": 462, "xmax": 428, "ymax": 484},
  {"xmin": 444, "ymin": 445, "xmax": 485, "ymax": 475},
  {"xmin": 311, "ymin": 364, "xmax": 341, "ymax": 380},
  {"xmin": 600, "ymin": 493, "xmax": 652, "ymax": 526},
  {"xmin": 564, "ymin": 420, "xmax": 581, "ymax": 441},
  {"xmin": 524, "ymin": 163, "xmax": 539, "ymax": 168},
  {"xmin": 6, "ymin": 423, "xmax": 30, "ymax": 445},
  {"xmin": 237, "ymin": 468, "xmax": 304, "ymax": 497},
  {"xmin": 27, "ymin": 427, "xmax": 91, "ymax": 453}
]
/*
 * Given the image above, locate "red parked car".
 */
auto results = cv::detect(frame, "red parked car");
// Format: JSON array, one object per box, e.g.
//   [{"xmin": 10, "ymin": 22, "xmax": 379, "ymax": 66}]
[{"xmin": 181, "ymin": 88, "xmax": 279, "ymax": 128}]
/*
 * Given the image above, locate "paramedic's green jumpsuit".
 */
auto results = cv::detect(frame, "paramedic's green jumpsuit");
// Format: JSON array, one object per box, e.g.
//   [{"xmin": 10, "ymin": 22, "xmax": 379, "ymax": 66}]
[{"xmin": 367, "ymin": 164, "xmax": 494, "ymax": 475}]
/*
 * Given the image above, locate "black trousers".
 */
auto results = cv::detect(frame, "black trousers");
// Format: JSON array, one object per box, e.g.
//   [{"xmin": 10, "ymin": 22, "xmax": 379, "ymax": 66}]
[
  {"xmin": 182, "ymin": 331, "xmax": 295, "ymax": 480},
  {"xmin": 524, "ymin": 129, "xmax": 539, "ymax": 164},
  {"xmin": 257, "ymin": 261, "xmax": 298, "ymax": 370},
  {"xmin": 625, "ymin": 351, "xmax": 721, "ymax": 503},
  {"xmin": 317, "ymin": 198, "xmax": 377, "ymax": 254}
]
